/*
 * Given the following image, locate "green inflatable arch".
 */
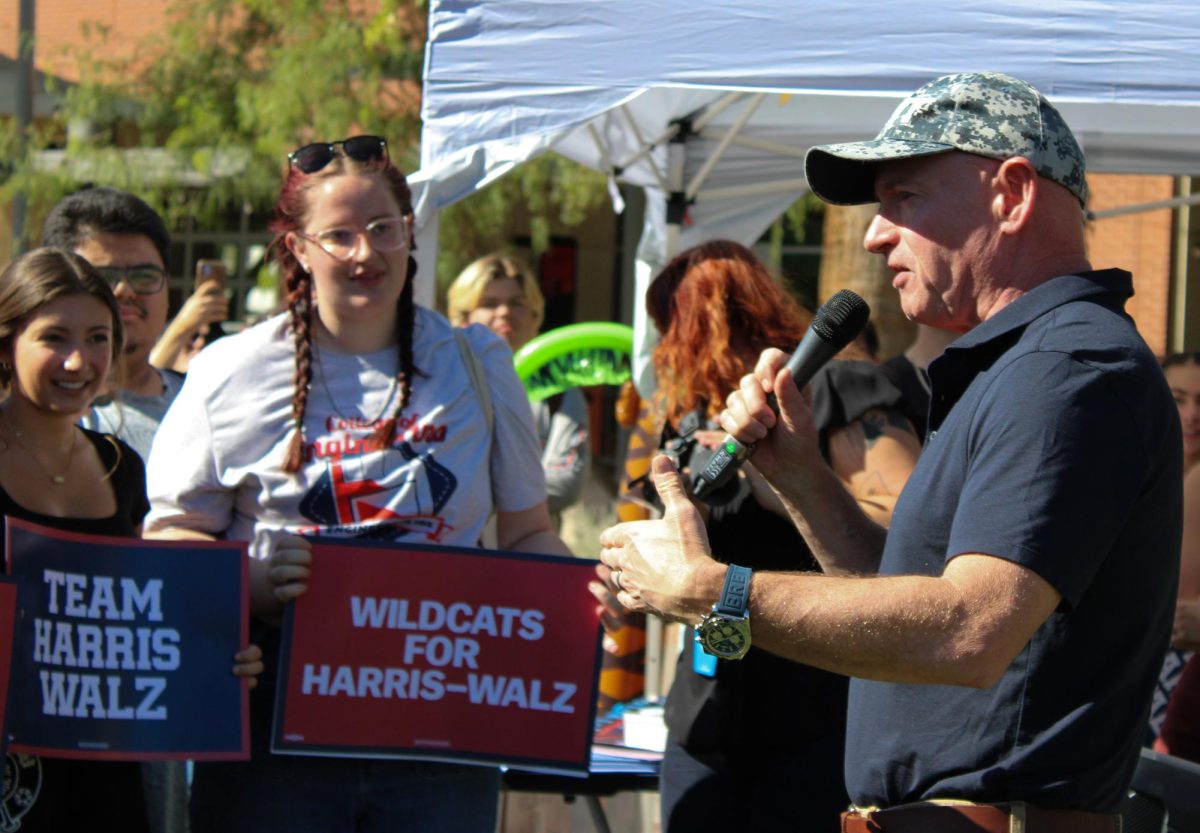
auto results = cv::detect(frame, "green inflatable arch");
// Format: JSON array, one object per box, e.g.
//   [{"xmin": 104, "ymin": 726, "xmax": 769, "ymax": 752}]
[{"xmin": 513, "ymin": 322, "xmax": 634, "ymax": 401}]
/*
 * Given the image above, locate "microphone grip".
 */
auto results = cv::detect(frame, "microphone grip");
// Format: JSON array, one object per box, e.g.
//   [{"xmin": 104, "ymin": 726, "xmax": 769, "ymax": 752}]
[
  {"xmin": 692, "ymin": 347, "xmax": 815, "ymax": 500},
  {"xmin": 760, "ymin": 329, "xmax": 839, "ymax": 416}
]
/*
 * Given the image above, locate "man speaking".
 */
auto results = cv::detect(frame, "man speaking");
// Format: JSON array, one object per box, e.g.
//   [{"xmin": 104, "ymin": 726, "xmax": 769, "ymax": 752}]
[{"xmin": 597, "ymin": 72, "xmax": 1181, "ymax": 831}]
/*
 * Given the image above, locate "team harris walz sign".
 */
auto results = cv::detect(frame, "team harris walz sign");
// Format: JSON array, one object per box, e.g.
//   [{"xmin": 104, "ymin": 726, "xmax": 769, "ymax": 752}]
[
  {"xmin": 273, "ymin": 539, "xmax": 603, "ymax": 773},
  {"xmin": 5, "ymin": 519, "xmax": 249, "ymax": 761}
]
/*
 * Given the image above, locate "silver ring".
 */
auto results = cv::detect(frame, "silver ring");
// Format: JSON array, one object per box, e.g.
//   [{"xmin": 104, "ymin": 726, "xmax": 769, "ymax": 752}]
[{"xmin": 611, "ymin": 570, "xmax": 623, "ymax": 591}]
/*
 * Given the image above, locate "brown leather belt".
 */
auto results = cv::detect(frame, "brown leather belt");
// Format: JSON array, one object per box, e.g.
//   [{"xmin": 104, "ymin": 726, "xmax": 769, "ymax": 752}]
[{"xmin": 841, "ymin": 802, "xmax": 1122, "ymax": 833}]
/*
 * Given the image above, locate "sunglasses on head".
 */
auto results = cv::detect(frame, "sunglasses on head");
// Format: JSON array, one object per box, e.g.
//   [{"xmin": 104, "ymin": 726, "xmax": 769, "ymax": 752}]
[{"xmin": 287, "ymin": 135, "xmax": 388, "ymax": 174}]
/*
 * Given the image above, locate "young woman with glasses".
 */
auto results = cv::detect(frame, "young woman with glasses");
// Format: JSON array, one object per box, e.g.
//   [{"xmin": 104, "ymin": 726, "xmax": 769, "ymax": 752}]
[{"xmin": 142, "ymin": 137, "xmax": 572, "ymax": 832}]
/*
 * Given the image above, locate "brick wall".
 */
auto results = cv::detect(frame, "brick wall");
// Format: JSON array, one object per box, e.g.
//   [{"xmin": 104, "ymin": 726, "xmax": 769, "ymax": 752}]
[
  {"xmin": 0, "ymin": 0, "xmax": 170, "ymax": 82},
  {"xmin": 1085, "ymin": 173, "xmax": 1175, "ymax": 356}
]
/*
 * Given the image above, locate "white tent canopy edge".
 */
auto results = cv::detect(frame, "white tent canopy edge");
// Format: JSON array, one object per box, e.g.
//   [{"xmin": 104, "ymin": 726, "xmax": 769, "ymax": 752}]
[{"xmin": 411, "ymin": 1, "xmax": 1200, "ymax": 392}]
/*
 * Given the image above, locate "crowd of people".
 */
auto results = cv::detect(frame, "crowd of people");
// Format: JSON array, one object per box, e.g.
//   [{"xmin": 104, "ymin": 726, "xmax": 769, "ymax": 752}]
[{"xmin": 0, "ymin": 68, "xmax": 1197, "ymax": 833}]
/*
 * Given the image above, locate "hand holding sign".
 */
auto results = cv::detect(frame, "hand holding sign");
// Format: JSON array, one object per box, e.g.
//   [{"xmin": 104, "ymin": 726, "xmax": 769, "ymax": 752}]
[
  {"xmin": 267, "ymin": 535, "xmax": 314, "ymax": 604},
  {"xmin": 234, "ymin": 645, "xmax": 264, "ymax": 690}
]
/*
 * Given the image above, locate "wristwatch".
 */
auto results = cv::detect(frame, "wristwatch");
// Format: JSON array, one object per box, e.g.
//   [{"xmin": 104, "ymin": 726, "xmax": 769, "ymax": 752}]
[{"xmin": 696, "ymin": 564, "xmax": 752, "ymax": 660}]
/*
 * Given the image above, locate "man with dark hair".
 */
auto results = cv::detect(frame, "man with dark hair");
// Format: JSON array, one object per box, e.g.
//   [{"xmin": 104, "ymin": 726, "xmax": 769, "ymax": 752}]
[
  {"xmin": 40, "ymin": 186, "xmax": 212, "ymax": 833},
  {"xmin": 598, "ymin": 72, "xmax": 1181, "ymax": 831},
  {"xmin": 42, "ymin": 187, "xmax": 224, "ymax": 457}
]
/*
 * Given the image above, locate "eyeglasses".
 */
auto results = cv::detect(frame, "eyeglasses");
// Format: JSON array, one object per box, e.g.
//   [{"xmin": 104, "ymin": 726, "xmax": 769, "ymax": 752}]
[
  {"xmin": 95, "ymin": 266, "xmax": 166, "ymax": 295},
  {"xmin": 297, "ymin": 216, "xmax": 412, "ymax": 262},
  {"xmin": 287, "ymin": 135, "xmax": 389, "ymax": 174}
]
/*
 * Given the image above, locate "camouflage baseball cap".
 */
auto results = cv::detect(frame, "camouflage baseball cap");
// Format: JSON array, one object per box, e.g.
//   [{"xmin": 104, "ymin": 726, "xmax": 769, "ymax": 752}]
[{"xmin": 805, "ymin": 71, "xmax": 1087, "ymax": 207}]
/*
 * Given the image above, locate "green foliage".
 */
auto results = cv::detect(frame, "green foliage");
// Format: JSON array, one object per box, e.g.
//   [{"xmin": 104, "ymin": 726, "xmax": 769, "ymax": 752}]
[
  {"xmin": 781, "ymin": 191, "xmax": 825, "ymax": 245},
  {"xmin": 4, "ymin": 0, "xmax": 609, "ymax": 290},
  {"xmin": 5, "ymin": 0, "xmax": 427, "ymax": 231},
  {"xmin": 759, "ymin": 192, "xmax": 825, "ymax": 311}
]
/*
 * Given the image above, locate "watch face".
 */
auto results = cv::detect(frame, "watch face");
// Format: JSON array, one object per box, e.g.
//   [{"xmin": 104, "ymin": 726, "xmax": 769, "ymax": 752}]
[{"xmin": 700, "ymin": 615, "xmax": 750, "ymax": 660}]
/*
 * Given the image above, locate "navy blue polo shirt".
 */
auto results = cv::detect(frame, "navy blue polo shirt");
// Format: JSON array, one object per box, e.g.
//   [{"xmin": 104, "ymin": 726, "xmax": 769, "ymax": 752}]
[{"xmin": 844, "ymin": 270, "xmax": 1182, "ymax": 811}]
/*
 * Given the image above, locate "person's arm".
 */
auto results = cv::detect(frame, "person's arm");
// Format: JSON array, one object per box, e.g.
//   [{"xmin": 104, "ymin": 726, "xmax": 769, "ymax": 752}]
[
  {"xmin": 598, "ymin": 455, "xmax": 1061, "ymax": 687},
  {"xmin": 709, "ymin": 404, "xmax": 919, "ymax": 535},
  {"xmin": 539, "ymin": 391, "xmax": 590, "ymax": 514},
  {"xmin": 596, "ymin": 348, "xmax": 1149, "ymax": 686},
  {"xmin": 1173, "ymin": 465, "xmax": 1200, "ymax": 649},
  {"xmin": 149, "ymin": 280, "xmax": 229, "ymax": 374},
  {"xmin": 141, "ymin": 349, "xmax": 287, "ymax": 616},
  {"xmin": 718, "ymin": 348, "xmax": 890, "ymax": 574},
  {"xmin": 825, "ymin": 407, "xmax": 921, "ymax": 528},
  {"xmin": 498, "ymin": 502, "xmax": 574, "ymax": 557},
  {"xmin": 147, "ymin": 528, "xmax": 269, "ymax": 682},
  {"xmin": 146, "ymin": 522, "xmax": 270, "ymax": 682},
  {"xmin": 143, "ymin": 524, "xmax": 305, "ymax": 622}
]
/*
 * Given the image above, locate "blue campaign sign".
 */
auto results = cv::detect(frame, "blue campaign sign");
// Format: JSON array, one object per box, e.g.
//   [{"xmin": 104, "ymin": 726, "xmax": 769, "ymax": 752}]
[{"xmin": 5, "ymin": 519, "xmax": 249, "ymax": 761}]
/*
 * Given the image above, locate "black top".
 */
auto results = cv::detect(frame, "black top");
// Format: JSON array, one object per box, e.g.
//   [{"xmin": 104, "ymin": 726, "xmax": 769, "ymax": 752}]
[
  {"xmin": 0, "ymin": 430, "xmax": 149, "ymax": 562},
  {"xmin": 1, "ymin": 428, "xmax": 152, "ymax": 833},
  {"xmin": 665, "ymin": 361, "xmax": 903, "ymax": 755},
  {"xmin": 847, "ymin": 270, "xmax": 1181, "ymax": 811},
  {"xmin": 880, "ymin": 353, "xmax": 930, "ymax": 442}
]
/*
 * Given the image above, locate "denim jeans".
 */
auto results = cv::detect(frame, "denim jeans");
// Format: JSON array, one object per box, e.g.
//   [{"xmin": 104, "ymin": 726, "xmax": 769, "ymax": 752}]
[{"xmin": 189, "ymin": 754, "xmax": 500, "ymax": 833}]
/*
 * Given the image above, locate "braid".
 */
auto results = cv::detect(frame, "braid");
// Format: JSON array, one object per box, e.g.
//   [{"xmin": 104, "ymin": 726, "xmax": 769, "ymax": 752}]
[
  {"xmin": 283, "ymin": 270, "xmax": 315, "ymax": 473},
  {"xmin": 397, "ymin": 260, "xmax": 419, "ymax": 412},
  {"xmin": 372, "ymin": 255, "xmax": 421, "ymax": 448}
]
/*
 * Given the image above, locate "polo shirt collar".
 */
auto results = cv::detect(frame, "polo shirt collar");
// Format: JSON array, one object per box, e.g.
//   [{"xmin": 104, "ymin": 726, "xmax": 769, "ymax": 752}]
[
  {"xmin": 925, "ymin": 269, "xmax": 1132, "ymax": 434},
  {"xmin": 946, "ymin": 269, "xmax": 1133, "ymax": 355}
]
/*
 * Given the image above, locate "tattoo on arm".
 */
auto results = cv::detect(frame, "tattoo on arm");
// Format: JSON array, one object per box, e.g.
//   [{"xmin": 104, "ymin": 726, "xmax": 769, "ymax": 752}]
[{"xmin": 858, "ymin": 470, "xmax": 894, "ymax": 498}]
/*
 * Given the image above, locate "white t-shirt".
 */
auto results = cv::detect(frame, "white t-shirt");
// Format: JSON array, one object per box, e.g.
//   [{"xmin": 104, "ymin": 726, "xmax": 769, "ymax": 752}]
[{"xmin": 144, "ymin": 308, "xmax": 546, "ymax": 560}]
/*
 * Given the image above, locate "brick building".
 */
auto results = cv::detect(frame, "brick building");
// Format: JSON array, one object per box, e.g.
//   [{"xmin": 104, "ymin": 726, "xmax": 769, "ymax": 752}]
[{"xmin": 1086, "ymin": 174, "xmax": 1186, "ymax": 356}]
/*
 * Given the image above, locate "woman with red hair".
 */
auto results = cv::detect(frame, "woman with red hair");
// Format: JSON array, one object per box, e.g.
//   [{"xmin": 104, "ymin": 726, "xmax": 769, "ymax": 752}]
[{"xmin": 645, "ymin": 240, "xmax": 921, "ymax": 833}]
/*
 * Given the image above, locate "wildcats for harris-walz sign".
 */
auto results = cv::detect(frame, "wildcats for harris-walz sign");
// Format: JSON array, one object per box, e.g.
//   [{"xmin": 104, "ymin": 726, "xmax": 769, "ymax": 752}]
[
  {"xmin": 4, "ymin": 519, "xmax": 249, "ymax": 761},
  {"xmin": 273, "ymin": 539, "xmax": 603, "ymax": 773}
]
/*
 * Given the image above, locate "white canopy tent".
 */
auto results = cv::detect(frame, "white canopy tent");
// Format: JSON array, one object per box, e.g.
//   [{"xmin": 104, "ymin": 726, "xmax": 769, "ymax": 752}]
[{"xmin": 411, "ymin": 1, "xmax": 1200, "ymax": 391}]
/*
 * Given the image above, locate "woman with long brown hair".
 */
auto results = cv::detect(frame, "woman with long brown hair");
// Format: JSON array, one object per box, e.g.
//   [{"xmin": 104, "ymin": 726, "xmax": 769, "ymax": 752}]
[
  {"xmin": 144, "ymin": 137, "xmax": 570, "ymax": 832},
  {"xmin": 0, "ymin": 248, "xmax": 259, "ymax": 831},
  {"xmin": 644, "ymin": 241, "xmax": 920, "ymax": 833}
]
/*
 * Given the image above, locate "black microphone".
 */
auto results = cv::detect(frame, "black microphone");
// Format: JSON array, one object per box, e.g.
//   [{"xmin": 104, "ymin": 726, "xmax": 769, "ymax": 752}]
[{"xmin": 689, "ymin": 289, "xmax": 871, "ymax": 502}]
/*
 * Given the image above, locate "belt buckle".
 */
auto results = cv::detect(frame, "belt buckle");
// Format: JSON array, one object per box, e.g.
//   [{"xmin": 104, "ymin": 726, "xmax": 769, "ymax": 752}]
[
  {"xmin": 845, "ymin": 805, "xmax": 883, "ymax": 833},
  {"xmin": 1009, "ymin": 801, "xmax": 1026, "ymax": 833}
]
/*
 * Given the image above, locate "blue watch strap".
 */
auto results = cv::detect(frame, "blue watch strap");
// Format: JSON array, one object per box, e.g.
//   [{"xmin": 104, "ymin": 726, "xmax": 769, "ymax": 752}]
[{"xmin": 714, "ymin": 564, "xmax": 752, "ymax": 617}]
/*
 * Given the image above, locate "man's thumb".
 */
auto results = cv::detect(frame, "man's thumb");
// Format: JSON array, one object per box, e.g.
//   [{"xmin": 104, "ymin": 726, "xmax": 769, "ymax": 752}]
[
  {"xmin": 651, "ymin": 453, "xmax": 688, "ymax": 508},
  {"xmin": 774, "ymin": 367, "xmax": 808, "ymax": 426}
]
